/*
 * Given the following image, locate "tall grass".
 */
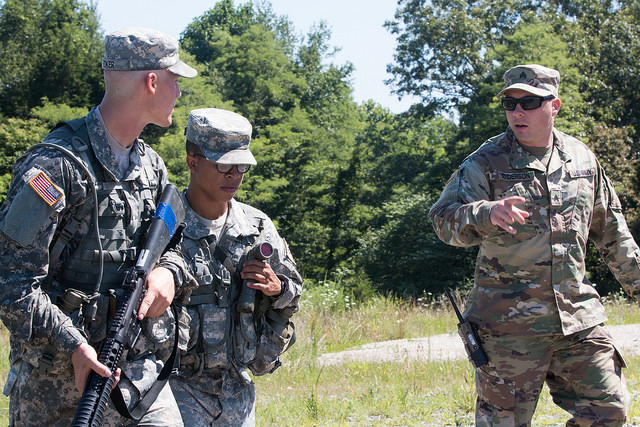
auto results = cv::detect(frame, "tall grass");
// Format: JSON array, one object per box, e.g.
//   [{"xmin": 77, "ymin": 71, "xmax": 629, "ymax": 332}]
[
  {"xmin": 0, "ymin": 283, "xmax": 638, "ymax": 425},
  {"xmin": 254, "ymin": 282, "xmax": 640, "ymax": 426}
]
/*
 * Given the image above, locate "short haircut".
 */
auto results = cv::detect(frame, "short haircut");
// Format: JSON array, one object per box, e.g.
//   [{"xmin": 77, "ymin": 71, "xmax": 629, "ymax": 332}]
[{"xmin": 186, "ymin": 140, "xmax": 202, "ymax": 156}]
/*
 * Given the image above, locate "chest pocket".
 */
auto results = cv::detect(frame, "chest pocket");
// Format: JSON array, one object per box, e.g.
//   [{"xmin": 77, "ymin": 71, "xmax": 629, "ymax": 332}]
[
  {"xmin": 567, "ymin": 172, "xmax": 595, "ymax": 239},
  {"xmin": 181, "ymin": 237, "xmax": 234, "ymax": 370},
  {"xmin": 491, "ymin": 175, "xmax": 548, "ymax": 244},
  {"xmin": 56, "ymin": 179, "xmax": 155, "ymax": 291},
  {"xmin": 198, "ymin": 303, "xmax": 232, "ymax": 369}
]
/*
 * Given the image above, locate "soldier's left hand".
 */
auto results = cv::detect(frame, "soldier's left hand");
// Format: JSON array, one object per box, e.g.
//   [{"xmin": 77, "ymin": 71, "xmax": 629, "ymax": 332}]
[
  {"xmin": 138, "ymin": 266, "xmax": 176, "ymax": 319},
  {"xmin": 241, "ymin": 259, "xmax": 282, "ymax": 296}
]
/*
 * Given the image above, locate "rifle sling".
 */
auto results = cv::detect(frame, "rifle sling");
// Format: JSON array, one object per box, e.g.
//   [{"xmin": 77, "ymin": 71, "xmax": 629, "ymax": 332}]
[{"xmin": 109, "ymin": 304, "xmax": 181, "ymax": 420}]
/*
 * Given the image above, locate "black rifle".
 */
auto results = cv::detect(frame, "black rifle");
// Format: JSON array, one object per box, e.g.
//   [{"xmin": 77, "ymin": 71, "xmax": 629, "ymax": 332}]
[
  {"xmin": 236, "ymin": 241, "xmax": 274, "ymax": 313},
  {"xmin": 72, "ymin": 183, "xmax": 185, "ymax": 427},
  {"xmin": 444, "ymin": 287, "xmax": 488, "ymax": 368}
]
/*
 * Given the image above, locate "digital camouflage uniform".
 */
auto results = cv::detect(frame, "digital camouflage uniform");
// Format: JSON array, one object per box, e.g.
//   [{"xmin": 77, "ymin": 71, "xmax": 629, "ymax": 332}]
[
  {"xmin": 0, "ymin": 27, "xmax": 197, "ymax": 427},
  {"xmin": 0, "ymin": 108, "xmax": 184, "ymax": 426},
  {"xmin": 170, "ymin": 195, "xmax": 302, "ymax": 426},
  {"xmin": 169, "ymin": 108, "xmax": 303, "ymax": 426},
  {"xmin": 429, "ymin": 125, "xmax": 636, "ymax": 425}
]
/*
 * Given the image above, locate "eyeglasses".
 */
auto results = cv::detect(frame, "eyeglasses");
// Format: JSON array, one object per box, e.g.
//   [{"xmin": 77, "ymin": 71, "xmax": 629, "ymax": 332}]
[
  {"xmin": 501, "ymin": 95, "xmax": 555, "ymax": 111},
  {"xmin": 191, "ymin": 154, "xmax": 251, "ymax": 174}
]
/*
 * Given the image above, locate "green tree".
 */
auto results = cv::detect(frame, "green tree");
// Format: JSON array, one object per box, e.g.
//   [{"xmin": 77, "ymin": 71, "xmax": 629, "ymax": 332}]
[
  {"xmin": 0, "ymin": 100, "xmax": 87, "ymax": 179},
  {"xmin": 385, "ymin": 0, "xmax": 640, "ymax": 296},
  {"xmin": 358, "ymin": 194, "xmax": 476, "ymax": 295},
  {"xmin": 0, "ymin": 0, "xmax": 104, "ymax": 117},
  {"xmin": 385, "ymin": 0, "xmax": 543, "ymax": 114},
  {"xmin": 349, "ymin": 103, "xmax": 471, "ymax": 294}
]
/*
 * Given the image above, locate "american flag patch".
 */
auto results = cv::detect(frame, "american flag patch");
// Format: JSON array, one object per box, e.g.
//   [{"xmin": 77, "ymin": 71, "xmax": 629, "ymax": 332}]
[{"xmin": 29, "ymin": 172, "xmax": 63, "ymax": 206}]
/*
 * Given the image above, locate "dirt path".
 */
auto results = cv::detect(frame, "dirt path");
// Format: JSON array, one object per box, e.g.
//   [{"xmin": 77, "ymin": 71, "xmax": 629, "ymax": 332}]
[{"xmin": 318, "ymin": 324, "xmax": 640, "ymax": 366}]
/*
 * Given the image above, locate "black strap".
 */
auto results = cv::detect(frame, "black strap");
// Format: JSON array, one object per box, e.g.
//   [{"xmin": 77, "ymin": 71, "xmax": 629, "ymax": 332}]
[
  {"xmin": 213, "ymin": 244, "xmax": 237, "ymax": 275},
  {"xmin": 187, "ymin": 293, "xmax": 217, "ymax": 306},
  {"xmin": 109, "ymin": 304, "xmax": 181, "ymax": 420}
]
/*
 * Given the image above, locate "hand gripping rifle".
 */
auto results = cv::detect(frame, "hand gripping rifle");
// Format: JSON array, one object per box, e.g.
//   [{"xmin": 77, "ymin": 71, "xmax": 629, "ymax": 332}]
[
  {"xmin": 444, "ymin": 287, "xmax": 488, "ymax": 369},
  {"xmin": 72, "ymin": 184, "xmax": 185, "ymax": 427}
]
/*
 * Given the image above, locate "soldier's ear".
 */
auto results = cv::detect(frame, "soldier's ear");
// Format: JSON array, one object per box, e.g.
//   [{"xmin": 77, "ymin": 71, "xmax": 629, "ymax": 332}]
[
  {"xmin": 186, "ymin": 153, "xmax": 198, "ymax": 173},
  {"xmin": 551, "ymin": 97, "xmax": 561, "ymax": 117},
  {"xmin": 146, "ymin": 72, "xmax": 159, "ymax": 94}
]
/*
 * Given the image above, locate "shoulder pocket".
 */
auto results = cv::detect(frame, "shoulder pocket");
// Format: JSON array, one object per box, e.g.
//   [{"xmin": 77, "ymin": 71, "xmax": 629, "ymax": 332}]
[{"xmin": 0, "ymin": 169, "xmax": 65, "ymax": 246}]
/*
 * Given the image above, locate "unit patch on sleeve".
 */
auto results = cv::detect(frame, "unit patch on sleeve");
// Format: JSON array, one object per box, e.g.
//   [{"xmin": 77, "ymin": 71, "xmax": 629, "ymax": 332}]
[{"xmin": 29, "ymin": 171, "xmax": 63, "ymax": 206}]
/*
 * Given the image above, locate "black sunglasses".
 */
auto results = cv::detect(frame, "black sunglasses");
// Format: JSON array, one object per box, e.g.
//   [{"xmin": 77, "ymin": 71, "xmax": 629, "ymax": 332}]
[
  {"xmin": 501, "ymin": 95, "xmax": 555, "ymax": 111},
  {"xmin": 191, "ymin": 154, "xmax": 251, "ymax": 174}
]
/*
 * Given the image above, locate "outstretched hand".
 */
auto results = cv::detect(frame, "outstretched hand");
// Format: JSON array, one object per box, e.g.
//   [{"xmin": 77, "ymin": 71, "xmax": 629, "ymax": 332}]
[{"xmin": 490, "ymin": 195, "xmax": 530, "ymax": 234}]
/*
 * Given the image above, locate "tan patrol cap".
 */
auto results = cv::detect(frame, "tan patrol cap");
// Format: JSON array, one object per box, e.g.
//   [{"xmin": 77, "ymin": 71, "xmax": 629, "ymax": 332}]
[{"xmin": 496, "ymin": 64, "xmax": 559, "ymax": 98}]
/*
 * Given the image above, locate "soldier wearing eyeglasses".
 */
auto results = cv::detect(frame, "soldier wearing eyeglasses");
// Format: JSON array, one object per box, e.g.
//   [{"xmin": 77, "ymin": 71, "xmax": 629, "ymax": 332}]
[
  {"xmin": 169, "ymin": 108, "xmax": 303, "ymax": 426},
  {"xmin": 429, "ymin": 64, "xmax": 636, "ymax": 425}
]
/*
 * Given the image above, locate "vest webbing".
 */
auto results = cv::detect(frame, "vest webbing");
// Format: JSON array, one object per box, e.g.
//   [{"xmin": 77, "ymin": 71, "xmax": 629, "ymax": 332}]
[
  {"xmin": 43, "ymin": 119, "xmax": 157, "ymax": 293},
  {"xmin": 40, "ymin": 118, "xmax": 176, "ymax": 421},
  {"xmin": 37, "ymin": 118, "xmax": 103, "ymax": 289}
]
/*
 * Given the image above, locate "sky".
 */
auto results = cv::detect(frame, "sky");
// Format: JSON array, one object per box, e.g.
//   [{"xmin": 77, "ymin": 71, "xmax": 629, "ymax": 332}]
[{"xmin": 92, "ymin": 0, "xmax": 420, "ymax": 113}]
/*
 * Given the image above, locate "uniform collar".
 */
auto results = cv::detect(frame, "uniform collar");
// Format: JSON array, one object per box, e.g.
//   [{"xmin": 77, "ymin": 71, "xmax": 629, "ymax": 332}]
[
  {"xmin": 86, "ymin": 107, "xmax": 143, "ymax": 181},
  {"xmin": 504, "ymin": 126, "xmax": 571, "ymax": 172},
  {"xmin": 181, "ymin": 192, "xmax": 259, "ymax": 242}
]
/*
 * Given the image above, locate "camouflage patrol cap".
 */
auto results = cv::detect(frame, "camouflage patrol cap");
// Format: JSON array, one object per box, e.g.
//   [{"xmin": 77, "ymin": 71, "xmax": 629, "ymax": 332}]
[
  {"xmin": 186, "ymin": 108, "xmax": 257, "ymax": 165},
  {"xmin": 496, "ymin": 64, "xmax": 560, "ymax": 98},
  {"xmin": 102, "ymin": 27, "xmax": 197, "ymax": 78}
]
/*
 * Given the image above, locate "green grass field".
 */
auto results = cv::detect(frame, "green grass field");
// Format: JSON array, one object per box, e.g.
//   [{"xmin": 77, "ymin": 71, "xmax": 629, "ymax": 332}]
[
  {"xmin": 251, "ymin": 287, "xmax": 640, "ymax": 425},
  {"xmin": 0, "ymin": 286, "xmax": 639, "ymax": 425}
]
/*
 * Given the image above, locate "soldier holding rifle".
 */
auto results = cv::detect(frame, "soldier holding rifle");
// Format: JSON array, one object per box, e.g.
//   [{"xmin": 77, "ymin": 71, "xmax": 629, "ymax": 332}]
[{"xmin": 0, "ymin": 27, "xmax": 196, "ymax": 426}]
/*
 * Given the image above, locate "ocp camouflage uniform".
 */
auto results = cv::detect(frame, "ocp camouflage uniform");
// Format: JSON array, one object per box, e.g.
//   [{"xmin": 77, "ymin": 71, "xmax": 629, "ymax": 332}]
[
  {"xmin": 0, "ymin": 107, "xmax": 184, "ymax": 426},
  {"xmin": 170, "ymin": 193, "xmax": 302, "ymax": 426},
  {"xmin": 429, "ymin": 126, "xmax": 635, "ymax": 425}
]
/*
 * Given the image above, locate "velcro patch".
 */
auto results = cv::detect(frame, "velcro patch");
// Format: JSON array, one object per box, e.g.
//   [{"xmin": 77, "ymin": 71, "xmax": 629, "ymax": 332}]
[
  {"xmin": 445, "ymin": 170, "xmax": 457, "ymax": 186},
  {"xmin": 569, "ymin": 168, "xmax": 596, "ymax": 178},
  {"xmin": 29, "ymin": 171, "xmax": 63, "ymax": 206},
  {"xmin": 498, "ymin": 171, "xmax": 535, "ymax": 181}
]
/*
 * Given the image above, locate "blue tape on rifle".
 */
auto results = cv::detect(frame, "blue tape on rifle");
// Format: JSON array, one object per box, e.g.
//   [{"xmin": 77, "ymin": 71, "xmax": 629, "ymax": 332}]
[{"xmin": 154, "ymin": 202, "xmax": 177, "ymax": 235}]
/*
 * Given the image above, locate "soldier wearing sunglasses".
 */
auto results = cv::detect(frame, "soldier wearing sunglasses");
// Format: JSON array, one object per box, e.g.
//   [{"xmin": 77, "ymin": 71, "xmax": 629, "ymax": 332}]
[
  {"xmin": 429, "ymin": 64, "xmax": 636, "ymax": 425},
  {"xmin": 169, "ymin": 108, "xmax": 302, "ymax": 426}
]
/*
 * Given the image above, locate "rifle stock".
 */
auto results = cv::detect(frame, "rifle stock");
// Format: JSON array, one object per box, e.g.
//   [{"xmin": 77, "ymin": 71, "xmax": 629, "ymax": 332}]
[{"xmin": 72, "ymin": 183, "xmax": 185, "ymax": 427}]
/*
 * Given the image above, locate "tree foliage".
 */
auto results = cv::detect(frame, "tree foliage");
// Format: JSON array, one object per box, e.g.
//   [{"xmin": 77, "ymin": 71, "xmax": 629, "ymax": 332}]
[
  {"xmin": 385, "ymin": 0, "xmax": 640, "ymax": 295},
  {"xmin": 180, "ymin": 1, "xmax": 363, "ymax": 279},
  {"xmin": 2, "ymin": 0, "xmax": 640, "ymax": 298},
  {"xmin": 0, "ymin": 0, "xmax": 104, "ymax": 117}
]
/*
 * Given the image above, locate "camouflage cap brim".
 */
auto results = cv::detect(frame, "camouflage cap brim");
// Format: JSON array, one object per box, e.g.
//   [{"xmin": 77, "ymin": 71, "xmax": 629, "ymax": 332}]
[
  {"xmin": 496, "ymin": 64, "xmax": 560, "ymax": 98},
  {"xmin": 202, "ymin": 147, "xmax": 257, "ymax": 165},
  {"xmin": 103, "ymin": 27, "xmax": 197, "ymax": 78},
  {"xmin": 186, "ymin": 108, "xmax": 256, "ymax": 165},
  {"xmin": 167, "ymin": 61, "xmax": 197, "ymax": 78},
  {"xmin": 496, "ymin": 83, "xmax": 555, "ymax": 98}
]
